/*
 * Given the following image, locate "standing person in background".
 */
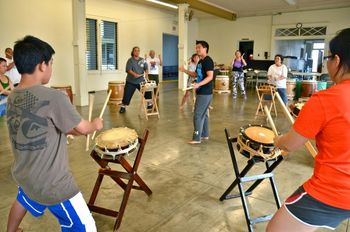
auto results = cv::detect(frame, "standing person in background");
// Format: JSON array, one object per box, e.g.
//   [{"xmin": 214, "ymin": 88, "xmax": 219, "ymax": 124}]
[
  {"xmin": 4, "ymin": 48, "xmax": 21, "ymax": 86},
  {"xmin": 145, "ymin": 50, "xmax": 162, "ymax": 85},
  {"xmin": 179, "ymin": 40, "xmax": 214, "ymax": 144},
  {"xmin": 0, "ymin": 57, "xmax": 14, "ymax": 117},
  {"xmin": 179, "ymin": 53, "xmax": 199, "ymax": 110},
  {"xmin": 267, "ymin": 54, "xmax": 288, "ymax": 105},
  {"xmin": 231, "ymin": 50, "xmax": 247, "ymax": 99},
  {"xmin": 119, "ymin": 46, "xmax": 151, "ymax": 113}
]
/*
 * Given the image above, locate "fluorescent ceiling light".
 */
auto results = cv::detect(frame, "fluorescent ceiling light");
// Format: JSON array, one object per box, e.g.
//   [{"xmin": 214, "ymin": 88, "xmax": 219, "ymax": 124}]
[{"xmin": 146, "ymin": 0, "xmax": 178, "ymax": 9}]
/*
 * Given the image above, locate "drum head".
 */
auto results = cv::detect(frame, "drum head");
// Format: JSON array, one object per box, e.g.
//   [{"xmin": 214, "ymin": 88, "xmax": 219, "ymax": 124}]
[
  {"xmin": 96, "ymin": 127, "xmax": 138, "ymax": 150},
  {"xmin": 242, "ymin": 125, "xmax": 275, "ymax": 144}
]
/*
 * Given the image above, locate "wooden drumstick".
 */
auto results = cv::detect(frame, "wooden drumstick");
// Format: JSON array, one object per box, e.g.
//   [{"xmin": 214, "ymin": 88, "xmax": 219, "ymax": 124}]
[
  {"xmin": 85, "ymin": 91, "xmax": 95, "ymax": 151},
  {"xmin": 275, "ymin": 92, "xmax": 317, "ymax": 158},
  {"xmin": 264, "ymin": 105, "xmax": 278, "ymax": 136},
  {"xmin": 91, "ymin": 89, "xmax": 112, "ymax": 140}
]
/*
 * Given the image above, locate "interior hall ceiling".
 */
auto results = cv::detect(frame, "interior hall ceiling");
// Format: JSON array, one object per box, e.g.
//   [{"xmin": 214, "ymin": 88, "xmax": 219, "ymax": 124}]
[{"xmin": 197, "ymin": 0, "xmax": 350, "ymax": 17}]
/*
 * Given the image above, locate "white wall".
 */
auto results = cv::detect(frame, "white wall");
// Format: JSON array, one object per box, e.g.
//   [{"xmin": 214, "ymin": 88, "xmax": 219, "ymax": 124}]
[
  {"xmin": 0, "ymin": 0, "xmax": 75, "ymax": 89},
  {"xmin": 86, "ymin": 0, "xmax": 178, "ymax": 91},
  {"xmin": 197, "ymin": 15, "xmax": 273, "ymax": 66}
]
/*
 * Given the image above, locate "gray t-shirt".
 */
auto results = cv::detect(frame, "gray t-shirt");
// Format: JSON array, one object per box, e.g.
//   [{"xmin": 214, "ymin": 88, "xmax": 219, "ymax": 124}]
[
  {"xmin": 125, "ymin": 57, "xmax": 148, "ymax": 85},
  {"xmin": 6, "ymin": 85, "xmax": 81, "ymax": 205}
]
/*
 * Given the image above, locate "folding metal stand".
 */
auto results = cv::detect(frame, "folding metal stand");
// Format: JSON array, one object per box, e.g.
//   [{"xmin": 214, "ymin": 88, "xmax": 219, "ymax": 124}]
[{"xmin": 220, "ymin": 128, "xmax": 283, "ymax": 232}]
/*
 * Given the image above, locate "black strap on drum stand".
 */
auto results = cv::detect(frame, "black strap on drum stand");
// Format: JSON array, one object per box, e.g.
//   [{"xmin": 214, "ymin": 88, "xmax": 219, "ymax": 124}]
[{"xmin": 219, "ymin": 128, "xmax": 284, "ymax": 232}]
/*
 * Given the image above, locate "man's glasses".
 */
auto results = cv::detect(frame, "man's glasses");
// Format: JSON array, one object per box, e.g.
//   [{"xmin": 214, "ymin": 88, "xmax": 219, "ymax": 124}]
[{"xmin": 324, "ymin": 55, "xmax": 334, "ymax": 61}]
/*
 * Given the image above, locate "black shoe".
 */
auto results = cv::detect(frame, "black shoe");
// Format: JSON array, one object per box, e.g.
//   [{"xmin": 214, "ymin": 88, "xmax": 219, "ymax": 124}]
[{"xmin": 119, "ymin": 107, "xmax": 126, "ymax": 113}]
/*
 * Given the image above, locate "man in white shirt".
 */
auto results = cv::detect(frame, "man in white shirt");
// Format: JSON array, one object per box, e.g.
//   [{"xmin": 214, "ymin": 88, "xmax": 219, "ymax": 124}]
[
  {"xmin": 145, "ymin": 50, "xmax": 162, "ymax": 85},
  {"xmin": 267, "ymin": 54, "xmax": 288, "ymax": 105},
  {"xmin": 5, "ymin": 48, "xmax": 21, "ymax": 86}
]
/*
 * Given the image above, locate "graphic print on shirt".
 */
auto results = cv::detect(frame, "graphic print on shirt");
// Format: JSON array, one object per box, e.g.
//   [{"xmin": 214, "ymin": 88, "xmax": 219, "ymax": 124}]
[
  {"xmin": 7, "ymin": 91, "xmax": 49, "ymax": 151},
  {"xmin": 196, "ymin": 63, "xmax": 203, "ymax": 83}
]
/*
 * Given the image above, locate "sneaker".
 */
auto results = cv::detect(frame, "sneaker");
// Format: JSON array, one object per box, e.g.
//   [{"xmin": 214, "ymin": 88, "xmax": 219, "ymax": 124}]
[
  {"xmin": 147, "ymin": 104, "xmax": 153, "ymax": 109},
  {"xmin": 243, "ymin": 94, "xmax": 247, "ymax": 99},
  {"xmin": 201, "ymin": 137, "xmax": 209, "ymax": 140},
  {"xmin": 119, "ymin": 106, "xmax": 126, "ymax": 113},
  {"xmin": 232, "ymin": 95, "xmax": 237, "ymax": 99}
]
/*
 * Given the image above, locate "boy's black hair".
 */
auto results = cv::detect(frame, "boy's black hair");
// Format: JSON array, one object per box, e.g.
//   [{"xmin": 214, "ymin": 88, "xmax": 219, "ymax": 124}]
[
  {"xmin": 13, "ymin": 35, "xmax": 55, "ymax": 74},
  {"xmin": 0, "ymin": 57, "xmax": 6, "ymax": 63},
  {"xmin": 196, "ymin": 40, "xmax": 209, "ymax": 53}
]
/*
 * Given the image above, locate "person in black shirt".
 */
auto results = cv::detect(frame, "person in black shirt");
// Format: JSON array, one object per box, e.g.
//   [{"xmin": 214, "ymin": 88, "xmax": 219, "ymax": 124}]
[{"xmin": 179, "ymin": 40, "xmax": 214, "ymax": 144}]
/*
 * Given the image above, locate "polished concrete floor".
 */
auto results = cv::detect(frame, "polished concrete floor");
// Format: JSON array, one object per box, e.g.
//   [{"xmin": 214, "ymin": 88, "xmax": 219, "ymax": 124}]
[{"xmin": 0, "ymin": 82, "xmax": 347, "ymax": 231}]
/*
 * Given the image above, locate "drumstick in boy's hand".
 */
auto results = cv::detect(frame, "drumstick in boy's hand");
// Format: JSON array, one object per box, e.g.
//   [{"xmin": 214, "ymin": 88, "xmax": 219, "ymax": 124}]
[
  {"xmin": 91, "ymin": 89, "xmax": 112, "ymax": 140},
  {"xmin": 85, "ymin": 91, "xmax": 95, "ymax": 151}
]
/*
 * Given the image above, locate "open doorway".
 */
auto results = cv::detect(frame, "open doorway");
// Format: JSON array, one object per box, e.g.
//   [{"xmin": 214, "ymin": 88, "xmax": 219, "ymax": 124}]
[
  {"xmin": 162, "ymin": 33, "xmax": 178, "ymax": 81},
  {"xmin": 274, "ymin": 39, "xmax": 325, "ymax": 72},
  {"xmin": 239, "ymin": 41, "xmax": 254, "ymax": 60}
]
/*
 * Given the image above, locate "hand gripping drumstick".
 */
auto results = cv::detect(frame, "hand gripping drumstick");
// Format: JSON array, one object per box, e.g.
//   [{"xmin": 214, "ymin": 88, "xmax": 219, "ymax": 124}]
[
  {"xmin": 91, "ymin": 89, "xmax": 112, "ymax": 140},
  {"xmin": 274, "ymin": 92, "xmax": 317, "ymax": 158},
  {"xmin": 0, "ymin": 86, "xmax": 11, "ymax": 105},
  {"xmin": 264, "ymin": 105, "xmax": 288, "ymax": 156},
  {"xmin": 85, "ymin": 91, "xmax": 95, "ymax": 151},
  {"xmin": 0, "ymin": 85, "xmax": 11, "ymax": 95}
]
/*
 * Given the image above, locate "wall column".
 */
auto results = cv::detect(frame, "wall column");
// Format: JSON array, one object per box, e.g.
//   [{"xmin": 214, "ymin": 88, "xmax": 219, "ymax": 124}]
[
  {"xmin": 178, "ymin": 4, "xmax": 189, "ymax": 90},
  {"xmin": 72, "ymin": 0, "xmax": 88, "ymax": 106}
]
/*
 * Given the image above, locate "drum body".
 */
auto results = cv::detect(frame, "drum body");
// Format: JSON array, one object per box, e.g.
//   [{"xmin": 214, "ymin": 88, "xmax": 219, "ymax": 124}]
[
  {"xmin": 95, "ymin": 127, "xmax": 139, "ymax": 160},
  {"xmin": 215, "ymin": 75, "xmax": 229, "ymax": 91},
  {"xmin": 301, "ymin": 80, "xmax": 317, "ymax": 98},
  {"xmin": 108, "ymin": 81, "xmax": 125, "ymax": 104},
  {"xmin": 317, "ymin": 81, "xmax": 327, "ymax": 91},
  {"xmin": 140, "ymin": 80, "xmax": 157, "ymax": 91},
  {"xmin": 237, "ymin": 124, "xmax": 279, "ymax": 160},
  {"xmin": 51, "ymin": 85, "xmax": 73, "ymax": 103},
  {"xmin": 286, "ymin": 79, "xmax": 296, "ymax": 100}
]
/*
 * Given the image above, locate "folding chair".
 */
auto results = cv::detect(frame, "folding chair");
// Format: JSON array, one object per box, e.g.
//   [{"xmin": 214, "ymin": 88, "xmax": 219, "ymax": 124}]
[
  {"xmin": 255, "ymin": 84, "xmax": 277, "ymax": 116},
  {"xmin": 88, "ymin": 130, "xmax": 152, "ymax": 231},
  {"xmin": 219, "ymin": 128, "xmax": 283, "ymax": 232}
]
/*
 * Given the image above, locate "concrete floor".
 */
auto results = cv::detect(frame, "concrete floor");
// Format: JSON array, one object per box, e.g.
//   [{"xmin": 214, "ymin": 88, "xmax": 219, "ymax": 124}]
[{"xmin": 0, "ymin": 82, "xmax": 348, "ymax": 231}]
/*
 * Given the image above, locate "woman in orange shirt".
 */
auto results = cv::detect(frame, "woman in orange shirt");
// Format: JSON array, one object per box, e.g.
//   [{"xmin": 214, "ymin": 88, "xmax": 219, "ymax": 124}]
[{"xmin": 267, "ymin": 28, "xmax": 350, "ymax": 231}]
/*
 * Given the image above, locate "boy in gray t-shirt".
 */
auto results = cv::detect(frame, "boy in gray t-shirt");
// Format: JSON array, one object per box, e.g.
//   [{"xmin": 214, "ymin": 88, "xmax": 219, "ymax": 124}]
[{"xmin": 6, "ymin": 36, "xmax": 103, "ymax": 232}]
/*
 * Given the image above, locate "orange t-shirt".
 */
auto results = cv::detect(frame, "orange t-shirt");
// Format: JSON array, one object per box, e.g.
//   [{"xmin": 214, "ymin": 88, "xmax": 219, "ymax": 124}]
[{"xmin": 293, "ymin": 79, "xmax": 350, "ymax": 210}]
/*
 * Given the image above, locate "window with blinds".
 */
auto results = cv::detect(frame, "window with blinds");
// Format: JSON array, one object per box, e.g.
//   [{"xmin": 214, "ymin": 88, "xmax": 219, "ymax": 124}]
[
  {"xmin": 85, "ymin": 18, "xmax": 118, "ymax": 71},
  {"xmin": 101, "ymin": 20, "xmax": 118, "ymax": 70},
  {"xmin": 86, "ymin": 18, "xmax": 97, "ymax": 70}
]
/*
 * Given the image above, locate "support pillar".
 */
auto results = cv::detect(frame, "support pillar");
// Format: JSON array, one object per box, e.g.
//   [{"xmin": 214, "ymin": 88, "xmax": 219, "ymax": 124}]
[{"xmin": 178, "ymin": 4, "xmax": 189, "ymax": 90}]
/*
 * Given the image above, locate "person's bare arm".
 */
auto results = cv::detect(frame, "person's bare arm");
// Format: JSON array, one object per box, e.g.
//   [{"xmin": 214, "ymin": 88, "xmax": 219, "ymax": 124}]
[
  {"xmin": 274, "ymin": 128, "xmax": 308, "ymax": 152},
  {"xmin": 158, "ymin": 55, "xmax": 162, "ymax": 66},
  {"xmin": 194, "ymin": 70, "xmax": 214, "ymax": 89},
  {"xmin": 127, "ymin": 70, "xmax": 142, "ymax": 78},
  {"xmin": 0, "ymin": 84, "xmax": 11, "ymax": 95},
  {"xmin": 6, "ymin": 62, "xmax": 14, "ymax": 71},
  {"xmin": 179, "ymin": 66, "xmax": 197, "ymax": 78},
  {"xmin": 242, "ymin": 58, "xmax": 247, "ymax": 66},
  {"xmin": 67, "ymin": 118, "xmax": 103, "ymax": 136}
]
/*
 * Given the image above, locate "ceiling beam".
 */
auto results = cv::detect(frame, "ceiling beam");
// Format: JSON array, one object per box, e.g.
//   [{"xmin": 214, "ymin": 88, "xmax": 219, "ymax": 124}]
[{"xmin": 166, "ymin": 0, "xmax": 236, "ymax": 20}]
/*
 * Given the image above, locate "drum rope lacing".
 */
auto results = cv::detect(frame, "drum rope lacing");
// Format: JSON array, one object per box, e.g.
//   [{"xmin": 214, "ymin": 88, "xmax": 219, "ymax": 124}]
[
  {"xmin": 237, "ymin": 135, "xmax": 282, "ymax": 161},
  {"xmin": 94, "ymin": 139, "xmax": 139, "ymax": 160}
]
